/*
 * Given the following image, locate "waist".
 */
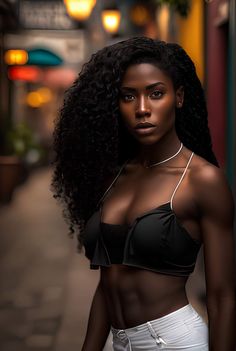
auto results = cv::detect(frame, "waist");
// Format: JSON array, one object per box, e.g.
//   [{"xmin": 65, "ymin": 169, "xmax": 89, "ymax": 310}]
[
  {"xmin": 111, "ymin": 303, "xmax": 204, "ymax": 335},
  {"xmin": 111, "ymin": 304, "xmax": 208, "ymax": 350}
]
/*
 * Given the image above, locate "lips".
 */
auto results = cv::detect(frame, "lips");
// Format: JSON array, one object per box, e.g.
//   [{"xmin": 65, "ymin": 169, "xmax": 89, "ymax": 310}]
[
  {"xmin": 134, "ymin": 122, "xmax": 156, "ymax": 136},
  {"xmin": 135, "ymin": 122, "xmax": 155, "ymax": 129}
]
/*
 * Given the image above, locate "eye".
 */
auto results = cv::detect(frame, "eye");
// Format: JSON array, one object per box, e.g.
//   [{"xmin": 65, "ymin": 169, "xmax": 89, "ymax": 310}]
[
  {"xmin": 150, "ymin": 90, "xmax": 163, "ymax": 99},
  {"xmin": 120, "ymin": 93, "xmax": 135, "ymax": 102}
]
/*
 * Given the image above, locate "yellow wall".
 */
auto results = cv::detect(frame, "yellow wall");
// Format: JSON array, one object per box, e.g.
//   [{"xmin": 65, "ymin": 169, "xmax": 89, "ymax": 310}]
[{"xmin": 177, "ymin": 0, "xmax": 204, "ymax": 82}]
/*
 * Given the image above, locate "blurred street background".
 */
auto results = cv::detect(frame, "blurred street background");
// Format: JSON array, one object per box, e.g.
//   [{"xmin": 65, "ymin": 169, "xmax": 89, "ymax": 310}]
[{"xmin": 0, "ymin": 0, "xmax": 235, "ymax": 350}]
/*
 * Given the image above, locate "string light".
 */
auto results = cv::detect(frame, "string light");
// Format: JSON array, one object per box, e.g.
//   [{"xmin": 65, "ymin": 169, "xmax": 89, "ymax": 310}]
[
  {"xmin": 101, "ymin": 8, "xmax": 121, "ymax": 34},
  {"xmin": 64, "ymin": 0, "xmax": 96, "ymax": 21}
]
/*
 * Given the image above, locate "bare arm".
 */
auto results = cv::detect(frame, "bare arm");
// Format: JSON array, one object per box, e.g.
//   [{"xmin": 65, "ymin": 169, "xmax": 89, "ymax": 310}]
[
  {"xmin": 82, "ymin": 278, "xmax": 111, "ymax": 351},
  {"xmin": 196, "ymin": 166, "xmax": 236, "ymax": 350}
]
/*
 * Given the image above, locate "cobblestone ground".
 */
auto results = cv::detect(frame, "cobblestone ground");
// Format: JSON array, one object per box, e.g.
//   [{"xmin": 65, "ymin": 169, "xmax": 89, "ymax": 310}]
[
  {"xmin": 0, "ymin": 167, "xmax": 102, "ymax": 351},
  {"xmin": 0, "ymin": 167, "xmax": 206, "ymax": 351}
]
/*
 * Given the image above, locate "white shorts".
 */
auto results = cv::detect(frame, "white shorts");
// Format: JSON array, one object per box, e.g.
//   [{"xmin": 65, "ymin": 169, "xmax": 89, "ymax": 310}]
[{"xmin": 111, "ymin": 304, "xmax": 208, "ymax": 350}]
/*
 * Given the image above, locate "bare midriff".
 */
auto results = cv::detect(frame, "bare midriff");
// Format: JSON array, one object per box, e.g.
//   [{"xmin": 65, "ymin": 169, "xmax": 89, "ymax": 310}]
[{"xmin": 100, "ymin": 265, "xmax": 188, "ymax": 329}]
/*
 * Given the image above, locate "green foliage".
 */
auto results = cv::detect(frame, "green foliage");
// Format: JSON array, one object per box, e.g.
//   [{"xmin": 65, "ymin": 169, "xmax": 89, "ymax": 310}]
[
  {"xmin": 6, "ymin": 122, "xmax": 44, "ymax": 164},
  {"xmin": 155, "ymin": 0, "xmax": 191, "ymax": 17}
]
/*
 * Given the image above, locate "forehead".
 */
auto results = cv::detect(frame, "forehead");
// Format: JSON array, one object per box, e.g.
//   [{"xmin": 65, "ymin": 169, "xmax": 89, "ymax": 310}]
[{"xmin": 121, "ymin": 63, "xmax": 173, "ymax": 87}]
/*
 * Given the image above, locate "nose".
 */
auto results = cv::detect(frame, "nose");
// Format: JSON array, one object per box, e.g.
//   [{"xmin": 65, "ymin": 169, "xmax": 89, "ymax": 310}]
[{"xmin": 135, "ymin": 95, "xmax": 151, "ymax": 118}]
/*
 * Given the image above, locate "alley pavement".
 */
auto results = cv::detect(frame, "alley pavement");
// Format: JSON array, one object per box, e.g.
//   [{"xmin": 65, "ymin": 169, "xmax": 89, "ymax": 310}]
[{"xmin": 0, "ymin": 167, "xmax": 206, "ymax": 351}]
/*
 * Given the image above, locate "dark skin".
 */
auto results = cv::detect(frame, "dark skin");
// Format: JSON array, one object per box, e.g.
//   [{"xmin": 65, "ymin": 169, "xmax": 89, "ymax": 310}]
[{"xmin": 82, "ymin": 64, "xmax": 236, "ymax": 351}]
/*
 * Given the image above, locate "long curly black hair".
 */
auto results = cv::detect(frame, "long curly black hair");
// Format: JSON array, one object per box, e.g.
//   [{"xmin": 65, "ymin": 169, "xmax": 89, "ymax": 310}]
[{"xmin": 52, "ymin": 36, "xmax": 218, "ymax": 249}]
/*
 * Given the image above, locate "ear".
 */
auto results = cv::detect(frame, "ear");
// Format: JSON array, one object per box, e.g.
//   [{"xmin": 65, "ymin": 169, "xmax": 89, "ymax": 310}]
[{"xmin": 175, "ymin": 86, "xmax": 184, "ymax": 108}]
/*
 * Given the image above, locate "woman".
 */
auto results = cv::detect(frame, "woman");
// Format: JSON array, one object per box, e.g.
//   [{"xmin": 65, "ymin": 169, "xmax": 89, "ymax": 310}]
[{"xmin": 52, "ymin": 37, "xmax": 236, "ymax": 350}]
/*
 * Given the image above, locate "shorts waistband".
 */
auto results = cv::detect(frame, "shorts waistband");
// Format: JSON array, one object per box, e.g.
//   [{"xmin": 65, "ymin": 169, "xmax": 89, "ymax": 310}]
[{"xmin": 111, "ymin": 304, "xmax": 197, "ymax": 336}]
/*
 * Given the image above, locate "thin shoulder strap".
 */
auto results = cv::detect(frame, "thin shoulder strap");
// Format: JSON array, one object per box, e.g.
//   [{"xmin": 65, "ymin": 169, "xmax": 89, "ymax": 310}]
[
  {"xmin": 170, "ymin": 152, "xmax": 194, "ymax": 210},
  {"xmin": 96, "ymin": 159, "xmax": 129, "ymax": 208}
]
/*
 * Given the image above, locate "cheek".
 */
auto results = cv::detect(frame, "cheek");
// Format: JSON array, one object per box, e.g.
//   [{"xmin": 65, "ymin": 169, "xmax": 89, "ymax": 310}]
[
  {"xmin": 119, "ymin": 103, "xmax": 132, "ymax": 124},
  {"xmin": 153, "ymin": 98, "xmax": 176, "ymax": 121}
]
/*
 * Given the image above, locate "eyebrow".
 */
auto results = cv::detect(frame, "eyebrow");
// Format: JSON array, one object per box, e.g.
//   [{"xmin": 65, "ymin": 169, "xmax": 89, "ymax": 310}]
[{"xmin": 120, "ymin": 82, "xmax": 165, "ymax": 91}]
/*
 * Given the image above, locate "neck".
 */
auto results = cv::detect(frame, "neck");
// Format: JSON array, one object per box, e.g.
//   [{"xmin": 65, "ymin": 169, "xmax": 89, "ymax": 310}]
[{"xmin": 136, "ymin": 132, "xmax": 181, "ymax": 167}]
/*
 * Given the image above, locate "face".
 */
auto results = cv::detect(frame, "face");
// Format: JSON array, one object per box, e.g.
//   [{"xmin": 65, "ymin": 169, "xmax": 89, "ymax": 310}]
[{"xmin": 119, "ymin": 63, "xmax": 183, "ymax": 145}]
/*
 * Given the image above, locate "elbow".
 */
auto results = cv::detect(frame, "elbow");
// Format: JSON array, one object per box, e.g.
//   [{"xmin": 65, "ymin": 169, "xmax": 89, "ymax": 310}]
[{"xmin": 206, "ymin": 289, "xmax": 236, "ymax": 316}]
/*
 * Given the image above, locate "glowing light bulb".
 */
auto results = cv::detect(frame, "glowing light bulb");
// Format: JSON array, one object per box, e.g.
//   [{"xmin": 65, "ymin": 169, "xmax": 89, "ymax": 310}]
[
  {"xmin": 64, "ymin": 0, "xmax": 96, "ymax": 21},
  {"xmin": 102, "ymin": 9, "xmax": 121, "ymax": 34}
]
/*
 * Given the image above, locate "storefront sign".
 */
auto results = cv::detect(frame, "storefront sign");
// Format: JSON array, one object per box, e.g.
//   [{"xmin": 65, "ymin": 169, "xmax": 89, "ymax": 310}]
[{"xmin": 19, "ymin": 0, "xmax": 76, "ymax": 30}]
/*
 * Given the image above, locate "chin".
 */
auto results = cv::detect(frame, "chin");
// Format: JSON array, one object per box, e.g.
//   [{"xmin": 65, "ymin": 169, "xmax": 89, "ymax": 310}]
[{"xmin": 135, "ymin": 137, "xmax": 160, "ymax": 146}]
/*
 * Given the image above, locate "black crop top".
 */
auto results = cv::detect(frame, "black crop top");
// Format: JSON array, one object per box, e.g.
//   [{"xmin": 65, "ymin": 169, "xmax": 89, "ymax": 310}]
[{"xmin": 83, "ymin": 152, "xmax": 202, "ymax": 277}]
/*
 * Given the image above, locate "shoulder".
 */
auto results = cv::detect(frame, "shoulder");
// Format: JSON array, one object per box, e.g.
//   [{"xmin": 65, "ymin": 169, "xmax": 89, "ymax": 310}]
[
  {"xmin": 189, "ymin": 153, "xmax": 234, "ymax": 222},
  {"xmin": 189, "ymin": 153, "xmax": 229, "ymax": 194},
  {"xmin": 190, "ymin": 154, "xmax": 227, "ymax": 191}
]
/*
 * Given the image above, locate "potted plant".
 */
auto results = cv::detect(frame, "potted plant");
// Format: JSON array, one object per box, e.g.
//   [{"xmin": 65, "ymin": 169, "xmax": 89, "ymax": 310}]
[{"xmin": 0, "ymin": 121, "xmax": 44, "ymax": 203}]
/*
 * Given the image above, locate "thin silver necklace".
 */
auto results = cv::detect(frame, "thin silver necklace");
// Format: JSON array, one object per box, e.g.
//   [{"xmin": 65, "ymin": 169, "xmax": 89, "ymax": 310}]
[{"xmin": 144, "ymin": 142, "xmax": 183, "ymax": 168}]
